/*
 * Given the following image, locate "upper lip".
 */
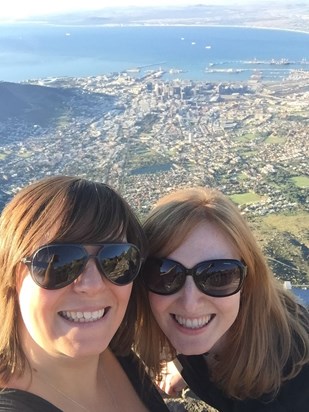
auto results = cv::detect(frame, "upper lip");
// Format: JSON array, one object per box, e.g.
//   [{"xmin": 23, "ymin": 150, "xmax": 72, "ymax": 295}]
[{"xmin": 60, "ymin": 307, "xmax": 107, "ymax": 312}]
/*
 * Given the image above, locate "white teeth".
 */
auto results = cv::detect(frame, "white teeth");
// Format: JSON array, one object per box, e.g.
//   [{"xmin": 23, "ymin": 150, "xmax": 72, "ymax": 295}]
[
  {"xmin": 60, "ymin": 309, "xmax": 105, "ymax": 322},
  {"xmin": 174, "ymin": 315, "xmax": 212, "ymax": 329},
  {"xmin": 84, "ymin": 312, "xmax": 91, "ymax": 319}
]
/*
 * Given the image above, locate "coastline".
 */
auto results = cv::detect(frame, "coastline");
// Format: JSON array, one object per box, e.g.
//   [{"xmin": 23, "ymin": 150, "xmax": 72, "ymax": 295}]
[
  {"xmin": 1, "ymin": 21, "xmax": 308, "ymax": 34},
  {"xmin": 0, "ymin": 23, "xmax": 307, "ymax": 83}
]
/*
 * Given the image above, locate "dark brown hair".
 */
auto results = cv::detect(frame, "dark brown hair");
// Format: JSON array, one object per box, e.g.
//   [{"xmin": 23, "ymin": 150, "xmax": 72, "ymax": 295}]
[{"xmin": 0, "ymin": 175, "xmax": 147, "ymax": 383}]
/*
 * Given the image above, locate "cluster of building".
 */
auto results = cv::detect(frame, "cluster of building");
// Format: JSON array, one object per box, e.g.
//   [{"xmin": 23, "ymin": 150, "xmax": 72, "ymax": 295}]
[{"xmin": 0, "ymin": 68, "xmax": 308, "ymax": 283}]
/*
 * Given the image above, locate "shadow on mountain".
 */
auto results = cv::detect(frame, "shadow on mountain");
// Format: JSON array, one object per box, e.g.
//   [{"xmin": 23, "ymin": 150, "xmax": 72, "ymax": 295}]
[
  {"xmin": 0, "ymin": 81, "xmax": 76, "ymax": 126},
  {"xmin": 0, "ymin": 81, "xmax": 116, "ymax": 129}
]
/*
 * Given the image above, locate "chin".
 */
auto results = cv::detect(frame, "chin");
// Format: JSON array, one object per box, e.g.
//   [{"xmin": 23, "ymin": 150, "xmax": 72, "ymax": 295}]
[
  {"xmin": 179, "ymin": 348, "xmax": 208, "ymax": 356},
  {"xmin": 174, "ymin": 342, "xmax": 210, "ymax": 356}
]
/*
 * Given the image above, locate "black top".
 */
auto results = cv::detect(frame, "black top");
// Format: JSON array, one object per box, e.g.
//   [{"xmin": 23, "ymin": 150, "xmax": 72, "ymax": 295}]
[
  {"xmin": 178, "ymin": 354, "xmax": 309, "ymax": 412},
  {"xmin": 0, "ymin": 352, "xmax": 169, "ymax": 412}
]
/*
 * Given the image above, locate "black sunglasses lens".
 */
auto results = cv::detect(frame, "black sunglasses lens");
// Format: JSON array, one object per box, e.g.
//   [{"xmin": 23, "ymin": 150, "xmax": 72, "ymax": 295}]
[
  {"xmin": 98, "ymin": 244, "xmax": 141, "ymax": 285},
  {"xmin": 31, "ymin": 245, "xmax": 86, "ymax": 289},
  {"xmin": 144, "ymin": 259, "xmax": 185, "ymax": 295},
  {"xmin": 196, "ymin": 261, "xmax": 243, "ymax": 296}
]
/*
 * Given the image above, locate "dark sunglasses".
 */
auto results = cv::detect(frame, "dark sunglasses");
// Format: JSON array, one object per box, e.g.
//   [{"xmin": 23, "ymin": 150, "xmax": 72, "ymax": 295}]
[
  {"xmin": 142, "ymin": 257, "xmax": 247, "ymax": 297},
  {"xmin": 21, "ymin": 243, "xmax": 142, "ymax": 290}
]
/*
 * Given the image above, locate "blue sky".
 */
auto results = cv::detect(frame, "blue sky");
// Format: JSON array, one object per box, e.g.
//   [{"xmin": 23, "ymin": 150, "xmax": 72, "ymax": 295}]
[{"xmin": 0, "ymin": 0, "xmax": 291, "ymax": 21}]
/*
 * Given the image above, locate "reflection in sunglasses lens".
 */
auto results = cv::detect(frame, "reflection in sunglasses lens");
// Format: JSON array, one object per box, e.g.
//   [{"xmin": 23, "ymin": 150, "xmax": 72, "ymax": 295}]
[
  {"xmin": 33, "ymin": 246, "xmax": 86, "ymax": 288},
  {"xmin": 30, "ymin": 244, "xmax": 141, "ymax": 289},
  {"xmin": 98, "ymin": 245, "xmax": 139, "ymax": 284},
  {"xmin": 162, "ymin": 264, "xmax": 184, "ymax": 293},
  {"xmin": 145, "ymin": 258, "xmax": 244, "ymax": 297}
]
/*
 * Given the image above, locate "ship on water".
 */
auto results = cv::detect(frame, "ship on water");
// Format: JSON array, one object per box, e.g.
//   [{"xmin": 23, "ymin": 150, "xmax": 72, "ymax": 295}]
[
  {"xmin": 205, "ymin": 68, "xmax": 245, "ymax": 74},
  {"xmin": 126, "ymin": 68, "xmax": 140, "ymax": 73}
]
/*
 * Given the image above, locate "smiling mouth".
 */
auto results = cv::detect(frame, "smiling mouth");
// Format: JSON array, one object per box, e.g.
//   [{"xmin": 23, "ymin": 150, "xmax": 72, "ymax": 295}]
[
  {"xmin": 173, "ymin": 314, "xmax": 215, "ymax": 329},
  {"xmin": 59, "ymin": 308, "xmax": 108, "ymax": 323}
]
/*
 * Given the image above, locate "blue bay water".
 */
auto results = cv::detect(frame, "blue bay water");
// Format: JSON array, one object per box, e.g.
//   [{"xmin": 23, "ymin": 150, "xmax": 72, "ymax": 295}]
[
  {"xmin": 0, "ymin": 24, "xmax": 308, "ymax": 82},
  {"xmin": 293, "ymin": 288, "xmax": 309, "ymax": 308}
]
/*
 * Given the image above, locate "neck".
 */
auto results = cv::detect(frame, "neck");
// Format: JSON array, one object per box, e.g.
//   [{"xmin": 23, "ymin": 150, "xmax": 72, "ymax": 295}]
[
  {"xmin": 19, "ymin": 322, "xmax": 102, "ymax": 386},
  {"xmin": 31, "ymin": 355, "xmax": 102, "ymax": 410},
  {"xmin": 30, "ymin": 349, "xmax": 123, "ymax": 412},
  {"xmin": 33, "ymin": 371, "xmax": 89, "ymax": 412}
]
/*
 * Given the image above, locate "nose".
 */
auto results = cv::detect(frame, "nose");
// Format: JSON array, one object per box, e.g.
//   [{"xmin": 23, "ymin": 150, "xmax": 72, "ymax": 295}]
[
  {"xmin": 73, "ymin": 257, "xmax": 106, "ymax": 294},
  {"xmin": 179, "ymin": 276, "xmax": 205, "ymax": 311}
]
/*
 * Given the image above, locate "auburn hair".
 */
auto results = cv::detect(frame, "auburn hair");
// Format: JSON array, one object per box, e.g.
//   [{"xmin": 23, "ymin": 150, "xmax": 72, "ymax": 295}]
[{"xmin": 137, "ymin": 187, "xmax": 309, "ymax": 399}]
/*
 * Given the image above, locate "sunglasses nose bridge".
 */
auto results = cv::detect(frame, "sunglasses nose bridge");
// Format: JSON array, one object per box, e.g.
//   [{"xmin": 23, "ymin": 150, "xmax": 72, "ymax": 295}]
[
  {"xmin": 75, "ymin": 254, "xmax": 108, "ymax": 288},
  {"xmin": 183, "ymin": 267, "xmax": 208, "ymax": 294},
  {"xmin": 185, "ymin": 267, "xmax": 195, "ymax": 278},
  {"xmin": 81, "ymin": 254, "xmax": 103, "ymax": 276}
]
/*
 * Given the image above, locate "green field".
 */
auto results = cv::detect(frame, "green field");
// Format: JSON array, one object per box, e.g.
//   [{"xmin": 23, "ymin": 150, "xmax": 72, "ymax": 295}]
[
  {"xmin": 261, "ymin": 211, "xmax": 309, "ymax": 242},
  {"xmin": 237, "ymin": 133, "xmax": 257, "ymax": 142},
  {"xmin": 291, "ymin": 175, "xmax": 309, "ymax": 188},
  {"xmin": 265, "ymin": 135, "xmax": 285, "ymax": 144},
  {"xmin": 230, "ymin": 192, "xmax": 262, "ymax": 205},
  {"xmin": 250, "ymin": 211, "xmax": 309, "ymax": 283}
]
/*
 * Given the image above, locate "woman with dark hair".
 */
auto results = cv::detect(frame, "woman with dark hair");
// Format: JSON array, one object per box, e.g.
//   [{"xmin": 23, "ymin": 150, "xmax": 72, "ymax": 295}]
[
  {"xmin": 0, "ymin": 175, "xmax": 169, "ymax": 412},
  {"xmin": 139, "ymin": 186, "xmax": 309, "ymax": 411}
]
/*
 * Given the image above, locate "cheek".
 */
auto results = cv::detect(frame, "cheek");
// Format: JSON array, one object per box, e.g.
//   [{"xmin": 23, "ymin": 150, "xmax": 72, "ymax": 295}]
[
  {"xmin": 148, "ymin": 293, "xmax": 170, "ymax": 322},
  {"xmin": 215, "ymin": 294, "xmax": 241, "ymax": 324},
  {"xmin": 18, "ymin": 274, "xmax": 53, "ymax": 322},
  {"xmin": 17, "ymin": 276, "xmax": 53, "ymax": 347},
  {"xmin": 19, "ymin": 274, "xmax": 39, "ymax": 312},
  {"xmin": 114, "ymin": 283, "xmax": 133, "ymax": 308}
]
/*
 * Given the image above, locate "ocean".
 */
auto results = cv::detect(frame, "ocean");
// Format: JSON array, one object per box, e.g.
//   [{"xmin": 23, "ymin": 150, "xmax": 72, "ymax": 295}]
[
  {"xmin": 0, "ymin": 24, "xmax": 308, "ymax": 82},
  {"xmin": 293, "ymin": 288, "xmax": 309, "ymax": 308}
]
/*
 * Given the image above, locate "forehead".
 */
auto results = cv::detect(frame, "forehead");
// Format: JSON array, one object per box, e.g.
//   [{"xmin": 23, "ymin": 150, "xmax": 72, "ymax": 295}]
[{"xmin": 168, "ymin": 221, "xmax": 239, "ymax": 268}]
